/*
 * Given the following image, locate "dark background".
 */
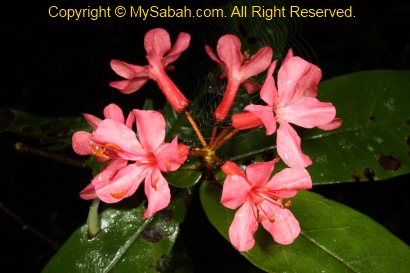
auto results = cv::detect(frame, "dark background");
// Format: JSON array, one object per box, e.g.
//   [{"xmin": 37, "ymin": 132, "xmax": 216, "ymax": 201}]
[{"xmin": 1, "ymin": 0, "xmax": 409, "ymax": 272}]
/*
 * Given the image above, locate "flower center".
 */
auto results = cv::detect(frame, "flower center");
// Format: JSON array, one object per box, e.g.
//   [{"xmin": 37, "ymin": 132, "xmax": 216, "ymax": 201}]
[
  {"xmin": 90, "ymin": 140, "xmax": 122, "ymax": 159},
  {"xmin": 250, "ymin": 187, "xmax": 292, "ymax": 223}
]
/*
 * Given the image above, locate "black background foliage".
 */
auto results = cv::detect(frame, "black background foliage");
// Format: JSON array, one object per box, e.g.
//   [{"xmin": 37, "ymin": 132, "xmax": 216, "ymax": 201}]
[{"xmin": 1, "ymin": 0, "xmax": 409, "ymax": 272}]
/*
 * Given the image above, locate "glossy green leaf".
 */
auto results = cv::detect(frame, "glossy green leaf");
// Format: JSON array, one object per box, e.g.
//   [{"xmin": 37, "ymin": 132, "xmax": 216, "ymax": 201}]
[
  {"xmin": 165, "ymin": 158, "xmax": 202, "ymax": 188},
  {"xmin": 217, "ymin": 70, "xmax": 410, "ymax": 184},
  {"xmin": 200, "ymin": 182, "xmax": 410, "ymax": 273},
  {"xmin": 42, "ymin": 190, "xmax": 189, "ymax": 273}
]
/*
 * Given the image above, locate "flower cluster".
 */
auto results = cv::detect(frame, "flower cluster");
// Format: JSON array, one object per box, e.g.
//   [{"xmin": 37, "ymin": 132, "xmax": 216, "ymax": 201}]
[{"xmin": 72, "ymin": 28, "xmax": 341, "ymax": 251}]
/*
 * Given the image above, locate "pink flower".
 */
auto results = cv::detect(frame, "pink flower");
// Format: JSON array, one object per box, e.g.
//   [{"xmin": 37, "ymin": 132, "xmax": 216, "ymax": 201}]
[
  {"xmin": 205, "ymin": 34, "xmax": 273, "ymax": 121},
  {"xmin": 232, "ymin": 50, "xmax": 342, "ymax": 167},
  {"xmin": 221, "ymin": 160, "xmax": 312, "ymax": 252},
  {"xmin": 72, "ymin": 103, "xmax": 134, "ymax": 160},
  {"xmin": 81, "ymin": 109, "xmax": 188, "ymax": 218},
  {"xmin": 110, "ymin": 28, "xmax": 190, "ymax": 113}
]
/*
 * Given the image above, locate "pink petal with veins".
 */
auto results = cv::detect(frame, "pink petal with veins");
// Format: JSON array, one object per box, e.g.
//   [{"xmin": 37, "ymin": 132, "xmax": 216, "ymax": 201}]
[
  {"xmin": 278, "ymin": 97, "xmax": 336, "ymax": 128},
  {"xmin": 246, "ymin": 159, "xmax": 279, "ymax": 187},
  {"xmin": 103, "ymin": 103, "xmax": 124, "ymax": 124},
  {"xmin": 268, "ymin": 167, "xmax": 312, "ymax": 198},
  {"xmin": 95, "ymin": 164, "xmax": 148, "ymax": 203},
  {"xmin": 261, "ymin": 205, "xmax": 300, "ymax": 245},
  {"xmin": 260, "ymin": 61, "xmax": 279, "ymax": 107},
  {"xmin": 155, "ymin": 137, "xmax": 185, "ymax": 172},
  {"xmin": 277, "ymin": 57, "xmax": 313, "ymax": 106},
  {"xmin": 216, "ymin": 35, "xmax": 243, "ymax": 77},
  {"xmin": 317, "ymin": 117, "xmax": 343, "ymax": 130},
  {"xmin": 221, "ymin": 175, "xmax": 251, "ymax": 210},
  {"xmin": 163, "ymin": 32, "xmax": 191, "ymax": 66},
  {"xmin": 110, "ymin": 59, "xmax": 147, "ymax": 79},
  {"xmin": 229, "ymin": 200, "xmax": 259, "ymax": 251},
  {"xmin": 109, "ymin": 78, "xmax": 150, "ymax": 94},
  {"xmin": 134, "ymin": 109, "xmax": 165, "ymax": 153},
  {"xmin": 240, "ymin": 47, "xmax": 273, "ymax": 81},
  {"xmin": 277, "ymin": 122, "xmax": 312, "ymax": 168},
  {"xmin": 244, "ymin": 104, "xmax": 277, "ymax": 135},
  {"xmin": 83, "ymin": 113, "xmax": 101, "ymax": 131},
  {"xmin": 144, "ymin": 28, "xmax": 172, "ymax": 66},
  {"xmin": 144, "ymin": 168, "xmax": 171, "ymax": 218}
]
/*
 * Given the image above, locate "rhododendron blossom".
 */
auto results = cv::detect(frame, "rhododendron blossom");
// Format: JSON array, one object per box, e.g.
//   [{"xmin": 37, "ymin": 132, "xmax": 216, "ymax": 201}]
[
  {"xmin": 74, "ymin": 108, "xmax": 188, "ymax": 218},
  {"xmin": 110, "ymin": 28, "xmax": 190, "ymax": 113},
  {"xmin": 221, "ymin": 160, "xmax": 312, "ymax": 251},
  {"xmin": 232, "ymin": 50, "xmax": 341, "ymax": 167},
  {"xmin": 70, "ymin": 28, "xmax": 343, "ymax": 254},
  {"xmin": 205, "ymin": 34, "xmax": 273, "ymax": 121},
  {"xmin": 72, "ymin": 103, "xmax": 134, "ymax": 160}
]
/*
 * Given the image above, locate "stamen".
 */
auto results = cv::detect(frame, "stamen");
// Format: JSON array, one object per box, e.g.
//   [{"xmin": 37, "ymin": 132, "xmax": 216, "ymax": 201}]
[
  {"xmin": 110, "ymin": 189, "xmax": 128, "ymax": 199},
  {"xmin": 151, "ymin": 176, "xmax": 160, "ymax": 191}
]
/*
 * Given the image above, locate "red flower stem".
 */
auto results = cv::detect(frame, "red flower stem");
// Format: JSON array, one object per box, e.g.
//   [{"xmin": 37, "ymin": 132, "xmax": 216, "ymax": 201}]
[
  {"xmin": 184, "ymin": 111, "xmax": 208, "ymax": 147},
  {"xmin": 213, "ymin": 129, "xmax": 239, "ymax": 150},
  {"xmin": 210, "ymin": 127, "xmax": 231, "ymax": 150},
  {"xmin": 208, "ymin": 125, "xmax": 218, "ymax": 146}
]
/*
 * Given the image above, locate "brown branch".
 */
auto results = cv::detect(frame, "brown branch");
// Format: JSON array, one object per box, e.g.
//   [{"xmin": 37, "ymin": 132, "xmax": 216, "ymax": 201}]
[
  {"xmin": 15, "ymin": 142, "xmax": 88, "ymax": 168},
  {"xmin": 0, "ymin": 201, "xmax": 59, "ymax": 249}
]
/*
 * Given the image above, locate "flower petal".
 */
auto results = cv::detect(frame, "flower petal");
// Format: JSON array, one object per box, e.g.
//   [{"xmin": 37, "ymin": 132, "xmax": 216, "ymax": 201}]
[
  {"xmin": 144, "ymin": 28, "xmax": 171, "ymax": 66},
  {"xmin": 205, "ymin": 45, "xmax": 223, "ymax": 66},
  {"xmin": 277, "ymin": 57, "xmax": 313, "ymax": 106},
  {"xmin": 79, "ymin": 183, "xmax": 97, "ymax": 200},
  {"xmin": 221, "ymin": 161, "xmax": 246, "ymax": 177},
  {"xmin": 134, "ymin": 109, "xmax": 165, "ymax": 153},
  {"xmin": 267, "ymin": 167, "xmax": 312, "ymax": 198},
  {"xmin": 91, "ymin": 158, "xmax": 128, "ymax": 187},
  {"xmin": 244, "ymin": 104, "xmax": 277, "ymax": 135},
  {"xmin": 109, "ymin": 78, "xmax": 149, "ymax": 94},
  {"xmin": 93, "ymin": 119, "xmax": 144, "ymax": 159},
  {"xmin": 162, "ymin": 32, "xmax": 191, "ymax": 66},
  {"xmin": 240, "ymin": 47, "xmax": 273, "ymax": 81},
  {"xmin": 260, "ymin": 61, "xmax": 279, "ymax": 107},
  {"xmin": 278, "ymin": 97, "xmax": 336, "ymax": 128},
  {"xmin": 125, "ymin": 111, "xmax": 135, "ymax": 129},
  {"xmin": 229, "ymin": 200, "xmax": 259, "ymax": 252},
  {"xmin": 110, "ymin": 59, "xmax": 147, "ymax": 79},
  {"xmin": 216, "ymin": 35, "xmax": 243, "ymax": 77},
  {"xmin": 95, "ymin": 163, "xmax": 147, "ymax": 203},
  {"xmin": 72, "ymin": 131, "xmax": 92, "ymax": 155},
  {"xmin": 245, "ymin": 159, "xmax": 279, "ymax": 187},
  {"xmin": 103, "ymin": 103, "xmax": 124, "ymax": 123},
  {"xmin": 155, "ymin": 137, "xmax": 185, "ymax": 172},
  {"xmin": 144, "ymin": 168, "xmax": 171, "ymax": 218},
  {"xmin": 317, "ymin": 117, "xmax": 343, "ymax": 130},
  {"xmin": 277, "ymin": 122, "xmax": 312, "ymax": 168},
  {"xmin": 83, "ymin": 113, "xmax": 101, "ymax": 130},
  {"xmin": 261, "ymin": 205, "xmax": 300, "ymax": 245},
  {"xmin": 221, "ymin": 175, "xmax": 251, "ymax": 210}
]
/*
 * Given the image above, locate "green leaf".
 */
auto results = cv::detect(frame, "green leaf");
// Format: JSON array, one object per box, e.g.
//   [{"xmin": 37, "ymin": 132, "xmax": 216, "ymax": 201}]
[
  {"xmin": 42, "ymin": 190, "xmax": 189, "ymax": 273},
  {"xmin": 217, "ymin": 70, "xmax": 410, "ymax": 184},
  {"xmin": 165, "ymin": 158, "xmax": 202, "ymax": 188},
  {"xmin": 305, "ymin": 70, "xmax": 410, "ymax": 184},
  {"xmin": 200, "ymin": 182, "xmax": 410, "ymax": 273}
]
